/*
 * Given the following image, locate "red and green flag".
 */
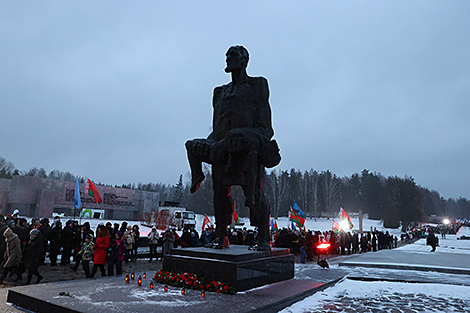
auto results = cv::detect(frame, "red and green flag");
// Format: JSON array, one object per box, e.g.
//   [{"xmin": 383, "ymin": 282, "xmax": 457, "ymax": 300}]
[
  {"xmin": 289, "ymin": 207, "xmax": 305, "ymax": 229},
  {"xmin": 202, "ymin": 214, "xmax": 211, "ymax": 232},
  {"xmin": 273, "ymin": 220, "xmax": 279, "ymax": 234},
  {"xmin": 232, "ymin": 208, "xmax": 240, "ymax": 224},
  {"xmin": 339, "ymin": 207, "xmax": 354, "ymax": 230},
  {"xmin": 86, "ymin": 178, "xmax": 102, "ymax": 203},
  {"xmin": 332, "ymin": 221, "xmax": 341, "ymax": 234}
]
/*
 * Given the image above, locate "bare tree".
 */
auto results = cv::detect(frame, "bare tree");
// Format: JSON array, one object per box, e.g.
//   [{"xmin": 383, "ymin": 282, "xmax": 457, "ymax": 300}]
[{"xmin": 321, "ymin": 170, "xmax": 341, "ymax": 214}]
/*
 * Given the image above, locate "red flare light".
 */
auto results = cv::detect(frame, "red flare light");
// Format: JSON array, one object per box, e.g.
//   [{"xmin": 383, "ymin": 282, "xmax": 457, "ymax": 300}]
[{"xmin": 317, "ymin": 243, "xmax": 331, "ymax": 250}]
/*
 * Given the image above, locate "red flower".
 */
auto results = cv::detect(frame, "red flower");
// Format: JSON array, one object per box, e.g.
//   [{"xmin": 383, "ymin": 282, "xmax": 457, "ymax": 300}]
[
  {"xmin": 176, "ymin": 278, "xmax": 180, "ymax": 282},
  {"xmin": 199, "ymin": 284, "xmax": 204, "ymax": 289},
  {"xmin": 216, "ymin": 289, "xmax": 221, "ymax": 293},
  {"xmin": 206, "ymin": 284, "xmax": 211, "ymax": 289},
  {"xmin": 193, "ymin": 281, "xmax": 197, "ymax": 286},
  {"xmin": 224, "ymin": 285, "xmax": 229, "ymax": 291}
]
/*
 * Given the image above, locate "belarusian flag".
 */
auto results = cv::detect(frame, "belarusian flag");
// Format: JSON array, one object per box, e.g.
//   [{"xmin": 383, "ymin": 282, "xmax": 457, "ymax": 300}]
[
  {"xmin": 85, "ymin": 178, "xmax": 102, "ymax": 203},
  {"xmin": 273, "ymin": 220, "xmax": 279, "ymax": 234},
  {"xmin": 332, "ymin": 221, "xmax": 341, "ymax": 234},
  {"xmin": 289, "ymin": 208, "xmax": 305, "ymax": 229},
  {"xmin": 202, "ymin": 214, "xmax": 211, "ymax": 232},
  {"xmin": 339, "ymin": 207, "xmax": 354, "ymax": 230},
  {"xmin": 232, "ymin": 208, "xmax": 240, "ymax": 224}
]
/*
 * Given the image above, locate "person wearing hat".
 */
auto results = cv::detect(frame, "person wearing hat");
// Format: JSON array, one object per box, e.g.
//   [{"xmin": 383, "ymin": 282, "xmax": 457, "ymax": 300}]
[
  {"xmin": 108, "ymin": 231, "xmax": 126, "ymax": 276},
  {"xmin": 77, "ymin": 234, "xmax": 94, "ymax": 277},
  {"xmin": 60, "ymin": 220, "xmax": 75, "ymax": 265},
  {"xmin": 0, "ymin": 228, "xmax": 22, "ymax": 283},
  {"xmin": 49, "ymin": 221, "xmax": 62, "ymax": 266},
  {"xmin": 22, "ymin": 229, "xmax": 44, "ymax": 284}
]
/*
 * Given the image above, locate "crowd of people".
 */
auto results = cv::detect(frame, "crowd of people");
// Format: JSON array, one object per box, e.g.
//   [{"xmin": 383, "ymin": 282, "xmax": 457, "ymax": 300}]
[
  {"xmin": 0, "ymin": 211, "xmax": 161, "ymax": 284},
  {"xmin": 1, "ymin": 210, "xmax": 465, "ymax": 285}
]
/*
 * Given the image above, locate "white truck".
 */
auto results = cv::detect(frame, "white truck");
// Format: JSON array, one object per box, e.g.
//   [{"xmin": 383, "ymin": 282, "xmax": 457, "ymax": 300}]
[{"xmin": 151, "ymin": 201, "xmax": 196, "ymax": 230}]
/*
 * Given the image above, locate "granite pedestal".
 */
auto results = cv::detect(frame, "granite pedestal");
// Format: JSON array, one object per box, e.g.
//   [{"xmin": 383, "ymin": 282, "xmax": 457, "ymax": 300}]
[{"xmin": 162, "ymin": 246, "xmax": 294, "ymax": 291}]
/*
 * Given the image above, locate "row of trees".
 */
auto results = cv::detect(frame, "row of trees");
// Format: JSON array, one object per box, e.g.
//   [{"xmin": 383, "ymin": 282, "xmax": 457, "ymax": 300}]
[
  {"xmin": 184, "ymin": 168, "xmax": 470, "ymax": 228},
  {"xmin": 2, "ymin": 156, "xmax": 469, "ymax": 229}
]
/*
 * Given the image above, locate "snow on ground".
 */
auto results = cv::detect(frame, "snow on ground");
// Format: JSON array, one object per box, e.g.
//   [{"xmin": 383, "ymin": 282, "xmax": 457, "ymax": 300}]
[
  {"xmin": 280, "ymin": 278, "xmax": 470, "ymax": 313},
  {"xmin": 284, "ymin": 228, "xmax": 470, "ymax": 312},
  {"xmin": 457, "ymin": 226, "xmax": 470, "ymax": 237},
  {"xmin": 397, "ymin": 235, "xmax": 470, "ymax": 255},
  {"xmin": 76, "ymin": 214, "xmax": 400, "ymax": 239}
]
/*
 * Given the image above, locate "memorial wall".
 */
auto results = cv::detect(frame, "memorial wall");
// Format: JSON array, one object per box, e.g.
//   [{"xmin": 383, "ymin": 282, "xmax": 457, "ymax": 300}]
[{"xmin": 0, "ymin": 176, "xmax": 160, "ymax": 220}]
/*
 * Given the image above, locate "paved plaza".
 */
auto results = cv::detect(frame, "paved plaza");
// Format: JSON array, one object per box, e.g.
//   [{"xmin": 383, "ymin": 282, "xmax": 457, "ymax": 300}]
[{"xmin": 2, "ymin": 237, "xmax": 470, "ymax": 312}]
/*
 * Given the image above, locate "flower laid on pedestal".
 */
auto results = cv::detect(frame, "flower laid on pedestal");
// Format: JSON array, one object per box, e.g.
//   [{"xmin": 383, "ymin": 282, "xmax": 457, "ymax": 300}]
[{"xmin": 153, "ymin": 271, "xmax": 235, "ymax": 294}]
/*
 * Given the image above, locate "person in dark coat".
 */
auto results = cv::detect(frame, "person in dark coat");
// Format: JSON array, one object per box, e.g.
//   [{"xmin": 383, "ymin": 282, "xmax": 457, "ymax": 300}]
[
  {"xmin": 23, "ymin": 229, "xmax": 44, "ymax": 284},
  {"xmin": 131, "ymin": 225, "xmax": 140, "ymax": 262},
  {"xmin": 39, "ymin": 218, "xmax": 51, "ymax": 265},
  {"xmin": 49, "ymin": 221, "xmax": 62, "ymax": 266},
  {"xmin": 0, "ymin": 228, "xmax": 22, "ymax": 283},
  {"xmin": 12, "ymin": 218, "xmax": 30, "ymax": 250},
  {"xmin": 72, "ymin": 220, "xmax": 81, "ymax": 261},
  {"xmin": 108, "ymin": 231, "xmax": 126, "ymax": 276},
  {"xmin": 61, "ymin": 220, "xmax": 75, "ymax": 265}
]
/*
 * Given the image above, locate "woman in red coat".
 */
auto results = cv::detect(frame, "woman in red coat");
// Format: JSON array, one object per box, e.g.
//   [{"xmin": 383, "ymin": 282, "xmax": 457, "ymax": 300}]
[{"xmin": 89, "ymin": 225, "xmax": 109, "ymax": 278}]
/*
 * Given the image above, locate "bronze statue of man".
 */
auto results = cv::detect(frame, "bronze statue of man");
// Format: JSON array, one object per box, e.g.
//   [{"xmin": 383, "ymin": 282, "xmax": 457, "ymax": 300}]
[{"xmin": 185, "ymin": 46, "xmax": 280, "ymax": 251}]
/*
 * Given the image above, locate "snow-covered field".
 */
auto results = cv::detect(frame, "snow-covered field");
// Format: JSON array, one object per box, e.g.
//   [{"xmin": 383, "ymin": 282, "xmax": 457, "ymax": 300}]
[
  {"xmin": 397, "ymin": 229, "xmax": 470, "ymax": 255},
  {"xmin": 280, "ymin": 278, "xmax": 470, "ymax": 313},
  {"xmin": 282, "ymin": 226, "xmax": 470, "ymax": 313},
  {"xmin": 75, "ymin": 214, "xmax": 401, "ymax": 239}
]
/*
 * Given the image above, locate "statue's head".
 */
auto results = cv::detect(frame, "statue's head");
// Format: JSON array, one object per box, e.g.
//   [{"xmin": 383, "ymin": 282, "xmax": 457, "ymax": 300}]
[{"xmin": 225, "ymin": 45, "xmax": 249, "ymax": 73}]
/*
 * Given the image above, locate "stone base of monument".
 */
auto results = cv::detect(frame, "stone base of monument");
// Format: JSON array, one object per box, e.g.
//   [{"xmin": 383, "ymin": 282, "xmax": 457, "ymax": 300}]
[{"xmin": 162, "ymin": 245, "xmax": 294, "ymax": 292}]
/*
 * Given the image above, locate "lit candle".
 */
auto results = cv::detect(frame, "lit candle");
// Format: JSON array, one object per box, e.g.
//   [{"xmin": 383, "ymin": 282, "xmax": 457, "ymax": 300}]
[
  {"xmin": 164, "ymin": 285, "xmax": 168, "ymax": 292},
  {"xmin": 143, "ymin": 272, "xmax": 146, "ymax": 279},
  {"xmin": 181, "ymin": 288, "xmax": 185, "ymax": 295},
  {"xmin": 131, "ymin": 272, "xmax": 135, "ymax": 280},
  {"xmin": 201, "ymin": 291, "xmax": 205, "ymax": 298},
  {"xmin": 137, "ymin": 276, "xmax": 142, "ymax": 286},
  {"xmin": 125, "ymin": 274, "xmax": 130, "ymax": 283},
  {"xmin": 150, "ymin": 282, "xmax": 154, "ymax": 289}
]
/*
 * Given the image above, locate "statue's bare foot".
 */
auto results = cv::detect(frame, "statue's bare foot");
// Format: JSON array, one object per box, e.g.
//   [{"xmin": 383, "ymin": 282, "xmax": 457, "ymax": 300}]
[
  {"xmin": 253, "ymin": 241, "xmax": 271, "ymax": 251},
  {"xmin": 190, "ymin": 175, "xmax": 205, "ymax": 193}
]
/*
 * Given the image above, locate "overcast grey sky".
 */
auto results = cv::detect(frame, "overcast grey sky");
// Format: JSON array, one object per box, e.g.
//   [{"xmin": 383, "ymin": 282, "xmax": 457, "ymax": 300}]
[{"xmin": 1, "ymin": 1, "xmax": 469, "ymax": 200}]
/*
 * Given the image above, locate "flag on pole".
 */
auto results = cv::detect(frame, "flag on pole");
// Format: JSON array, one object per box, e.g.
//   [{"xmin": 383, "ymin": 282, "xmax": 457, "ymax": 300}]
[
  {"xmin": 86, "ymin": 178, "xmax": 102, "ymax": 203},
  {"xmin": 332, "ymin": 221, "xmax": 341, "ymax": 234},
  {"xmin": 289, "ymin": 207, "xmax": 305, "ymax": 229},
  {"xmin": 202, "ymin": 214, "xmax": 211, "ymax": 232},
  {"xmin": 273, "ymin": 220, "xmax": 279, "ymax": 234},
  {"xmin": 73, "ymin": 176, "xmax": 82, "ymax": 209},
  {"xmin": 339, "ymin": 207, "xmax": 354, "ymax": 230},
  {"xmin": 232, "ymin": 208, "xmax": 240, "ymax": 224},
  {"xmin": 292, "ymin": 201, "xmax": 304, "ymax": 217}
]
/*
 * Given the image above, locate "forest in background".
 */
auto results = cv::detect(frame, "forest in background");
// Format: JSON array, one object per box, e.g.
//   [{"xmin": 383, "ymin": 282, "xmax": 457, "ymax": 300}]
[{"xmin": 2, "ymin": 156, "xmax": 469, "ymax": 229}]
